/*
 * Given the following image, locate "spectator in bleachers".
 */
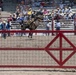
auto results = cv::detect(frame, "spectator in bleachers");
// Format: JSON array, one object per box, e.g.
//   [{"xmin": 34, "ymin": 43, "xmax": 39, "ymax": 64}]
[
  {"xmin": 64, "ymin": 7, "xmax": 73, "ymax": 20},
  {"xmin": 23, "ymin": 13, "xmax": 29, "ymax": 22},
  {"xmin": 61, "ymin": 7, "xmax": 65, "ymax": 13},
  {"xmin": 72, "ymin": 12, "xmax": 76, "ymax": 19},
  {"xmin": 67, "ymin": 7, "xmax": 72, "ymax": 14},
  {"xmin": 54, "ymin": 13, "xmax": 61, "ymax": 21},
  {"xmin": 36, "ymin": 8, "xmax": 43, "ymax": 18},
  {"xmin": 19, "ymin": 0, "xmax": 26, "ymax": 12},
  {"xmin": 22, "ymin": 8, "xmax": 27, "ymax": 16},
  {"xmin": 64, "ymin": 6, "xmax": 69, "ymax": 14},
  {"xmin": 43, "ymin": 8, "xmax": 49, "ymax": 15},
  {"xmin": 12, "ymin": 13, "xmax": 17, "ymax": 21},
  {"xmin": 59, "ymin": 3, "xmax": 64, "ymax": 9},
  {"xmin": 8, "ymin": 14, "xmax": 13, "ymax": 22},
  {"xmin": 43, "ymin": 15, "xmax": 49, "ymax": 21},
  {"xmin": 56, "ymin": 8, "xmax": 61, "ymax": 14},
  {"xmin": 51, "ymin": 9, "xmax": 56, "ymax": 18},
  {"xmin": 15, "ymin": 5, "xmax": 21, "ymax": 17},
  {"xmin": 16, "ymin": 13, "xmax": 24, "ymax": 24}
]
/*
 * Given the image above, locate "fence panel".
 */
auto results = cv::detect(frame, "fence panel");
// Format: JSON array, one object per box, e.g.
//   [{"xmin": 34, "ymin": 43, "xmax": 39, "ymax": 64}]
[{"xmin": 0, "ymin": 30, "xmax": 76, "ymax": 68}]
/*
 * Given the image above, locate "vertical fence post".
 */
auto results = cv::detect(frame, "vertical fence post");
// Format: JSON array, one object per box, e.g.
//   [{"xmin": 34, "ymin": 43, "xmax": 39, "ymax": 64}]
[
  {"xmin": 74, "ymin": 17, "xmax": 76, "ymax": 35},
  {"xmin": 60, "ymin": 32, "xmax": 63, "ymax": 66},
  {"xmin": 52, "ymin": 18, "xmax": 54, "ymax": 36}
]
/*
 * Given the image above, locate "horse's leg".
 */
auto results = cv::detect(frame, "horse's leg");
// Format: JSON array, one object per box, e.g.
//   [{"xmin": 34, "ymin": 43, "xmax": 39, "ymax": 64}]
[
  {"xmin": 28, "ymin": 29, "xmax": 33, "ymax": 38},
  {"xmin": 29, "ymin": 23, "xmax": 37, "ymax": 38},
  {"xmin": 28, "ymin": 31, "xmax": 33, "ymax": 38},
  {"xmin": 21, "ymin": 25, "xmax": 26, "ymax": 36},
  {"xmin": 28, "ymin": 33, "xmax": 32, "ymax": 38}
]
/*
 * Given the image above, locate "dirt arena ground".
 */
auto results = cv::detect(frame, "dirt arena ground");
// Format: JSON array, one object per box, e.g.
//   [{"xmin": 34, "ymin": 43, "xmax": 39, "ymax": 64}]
[
  {"xmin": 0, "ymin": 34, "xmax": 76, "ymax": 75},
  {"xmin": 0, "ymin": 68, "xmax": 76, "ymax": 75}
]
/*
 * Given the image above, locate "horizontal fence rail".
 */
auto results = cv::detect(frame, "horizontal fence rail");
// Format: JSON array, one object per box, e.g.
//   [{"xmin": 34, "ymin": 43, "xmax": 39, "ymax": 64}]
[{"xmin": 0, "ymin": 30, "xmax": 76, "ymax": 68}]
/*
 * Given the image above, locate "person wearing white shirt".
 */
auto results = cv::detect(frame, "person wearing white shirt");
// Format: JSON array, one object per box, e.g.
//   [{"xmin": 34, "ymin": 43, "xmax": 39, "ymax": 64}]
[
  {"xmin": 55, "ymin": 20, "xmax": 61, "ymax": 30},
  {"xmin": 55, "ymin": 20, "xmax": 61, "ymax": 35},
  {"xmin": 46, "ymin": 22, "xmax": 51, "ymax": 36}
]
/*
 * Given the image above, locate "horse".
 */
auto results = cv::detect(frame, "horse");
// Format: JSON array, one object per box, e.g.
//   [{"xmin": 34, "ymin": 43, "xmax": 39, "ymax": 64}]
[{"xmin": 21, "ymin": 16, "xmax": 43, "ymax": 38}]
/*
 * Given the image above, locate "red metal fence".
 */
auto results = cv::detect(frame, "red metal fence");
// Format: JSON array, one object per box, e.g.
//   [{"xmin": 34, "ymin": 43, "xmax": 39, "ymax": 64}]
[{"xmin": 0, "ymin": 30, "xmax": 76, "ymax": 68}]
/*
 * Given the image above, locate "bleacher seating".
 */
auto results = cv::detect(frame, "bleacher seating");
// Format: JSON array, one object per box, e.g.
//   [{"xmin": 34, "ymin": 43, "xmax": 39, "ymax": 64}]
[
  {"xmin": 10, "ymin": 19, "xmax": 74, "ymax": 31},
  {"xmin": 0, "ymin": 11, "xmax": 11, "ymax": 20},
  {"xmin": 1, "ymin": 1, "xmax": 75, "ymax": 30},
  {"xmin": 3, "ymin": 0, "xmax": 17, "ymax": 12},
  {"xmin": 10, "ymin": 21, "xmax": 46, "ymax": 29},
  {"xmin": 54, "ymin": 19, "xmax": 74, "ymax": 30},
  {"xmin": 11, "ymin": 21, "xmax": 21, "ymax": 29}
]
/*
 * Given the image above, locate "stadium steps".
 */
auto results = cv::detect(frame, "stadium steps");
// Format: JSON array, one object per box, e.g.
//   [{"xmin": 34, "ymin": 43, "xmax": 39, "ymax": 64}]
[
  {"xmin": 10, "ymin": 19, "xmax": 74, "ymax": 30},
  {"xmin": 11, "ymin": 21, "xmax": 21, "ymax": 29},
  {"xmin": 0, "ymin": 11, "xmax": 12, "ymax": 21},
  {"xmin": 0, "ymin": 0, "xmax": 17, "ymax": 21},
  {"xmin": 0, "ymin": 70, "xmax": 67, "ymax": 75},
  {"xmin": 3, "ymin": 0, "xmax": 17, "ymax": 13},
  {"xmin": 61, "ymin": 19, "xmax": 74, "ymax": 30},
  {"xmin": 10, "ymin": 21, "xmax": 46, "ymax": 29}
]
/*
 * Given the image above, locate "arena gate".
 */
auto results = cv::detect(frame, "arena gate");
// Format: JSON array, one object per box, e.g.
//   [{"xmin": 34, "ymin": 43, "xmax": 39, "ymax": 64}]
[{"xmin": 0, "ymin": 30, "xmax": 76, "ymax": 68}]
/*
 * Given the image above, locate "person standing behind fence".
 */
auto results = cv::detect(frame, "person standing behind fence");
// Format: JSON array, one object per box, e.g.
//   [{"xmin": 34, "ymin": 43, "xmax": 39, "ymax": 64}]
[
  {"xmin": 6, "ymin": 21, "xmax": 11, "ymax": 37},
  {"xmin": 43, "ymin": 15, "xmax": 49, "ymax": 36},
  {"xmin": 46, "ymin": 22, "xmax": 51, "ymax": 36},
  {"xmin": 55, "ymin": 20, "xmax": 61, "ymax": 35},
  {"xmin": 0, "ymin": 21, "xmax": 2, "ymax": 30},
  {"xmin": 1, "ymin": 21, "xmax": 7, "ymax": 39}
]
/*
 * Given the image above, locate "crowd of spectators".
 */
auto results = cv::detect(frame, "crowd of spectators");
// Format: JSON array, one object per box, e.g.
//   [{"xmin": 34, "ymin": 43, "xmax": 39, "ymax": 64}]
[
  {"xmin": 13, "ymin": 1, "xmax": 76, "ymax": 23},
  {"xmin": 0, "ymin": 0, "xmax": 76, "ymax": 38},
  {"xmin": 1, "ymin": 0, "xmax": 76, "ymax": 23}
]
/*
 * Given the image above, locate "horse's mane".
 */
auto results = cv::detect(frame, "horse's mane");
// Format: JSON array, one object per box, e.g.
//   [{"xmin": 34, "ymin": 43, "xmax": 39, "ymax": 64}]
[
  {"xmin": 29, "ymin": 17, "xmax": 42, "ymax": 25},
  {"xmin": 23, "ymin": 16, "xmax": 42, "ymax": 26}
]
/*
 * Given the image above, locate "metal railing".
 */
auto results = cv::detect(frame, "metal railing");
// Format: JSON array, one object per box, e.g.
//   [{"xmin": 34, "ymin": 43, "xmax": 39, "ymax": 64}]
[{"xmin": 0, "ymin": 30, "xmax": 75, "ymax": 68}]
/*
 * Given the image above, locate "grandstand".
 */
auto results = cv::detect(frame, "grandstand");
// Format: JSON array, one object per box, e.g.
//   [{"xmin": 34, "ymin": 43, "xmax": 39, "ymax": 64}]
[
  {"xmin": 3, "ymin": 0, "xmax": 17, "ymax": 12},
  {"xmin": 0, "ymin": 0, "xmax": 76, "ymax": 30}
]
